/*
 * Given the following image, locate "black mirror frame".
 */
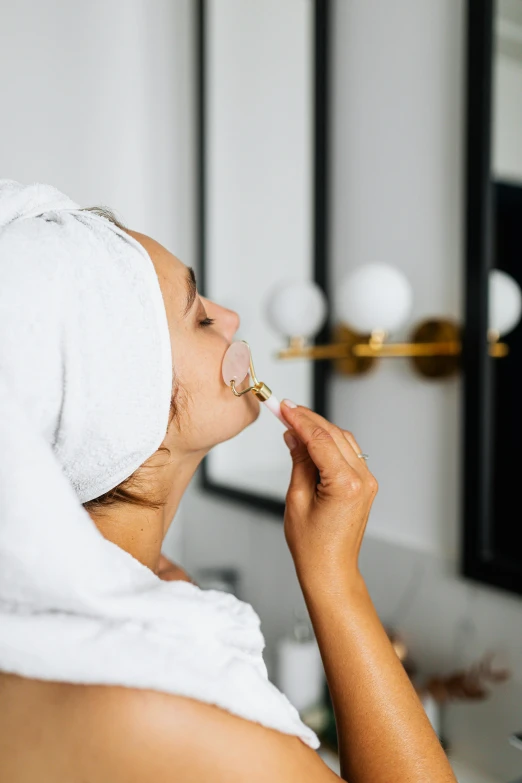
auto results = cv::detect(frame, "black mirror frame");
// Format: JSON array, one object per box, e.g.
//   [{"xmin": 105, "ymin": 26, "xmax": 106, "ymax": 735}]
[
  {"xmin": 461, "ymin": 0, "xmax": 522, "ymax": 595},
  {"xmin": 196, "ymin": 0, "xmax": 331, "ymax": 517}
]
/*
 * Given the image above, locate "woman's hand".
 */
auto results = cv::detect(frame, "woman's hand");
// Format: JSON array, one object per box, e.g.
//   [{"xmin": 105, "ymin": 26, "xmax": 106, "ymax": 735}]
[
  {"xmin": 280, "ymin": 403, "xmax": 458, "ymax": 783},
  {"xmin": 280, "ymin": 401, "xmax": 378, "ymax": 587},
  {"xmin": 157, "ymin": 554, "xmax": 198, "ymax": 585}
]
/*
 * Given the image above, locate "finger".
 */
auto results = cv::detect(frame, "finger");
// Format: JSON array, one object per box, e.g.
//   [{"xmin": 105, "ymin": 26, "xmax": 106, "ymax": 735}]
[
  {"xmin": 301, "ymin": 409, "xmax": 363, "ymax": 461},
  {"xmin": 282, "ymin": 402, "xmax": 365, "ymax": 474},
  {"xmin": 280, "ymin": 404, "xmax": 359, "ymax": 492},
  {"xmin": 283, "ymin": 429, "xmax": 318, "ymax": 501},
  {"xmin": 341, "ymin": 430, "xmax": 369, "ymax": 467},
  {"xmin": 340, "ymin": 429, "xmax": 361, "ymax": 455}
]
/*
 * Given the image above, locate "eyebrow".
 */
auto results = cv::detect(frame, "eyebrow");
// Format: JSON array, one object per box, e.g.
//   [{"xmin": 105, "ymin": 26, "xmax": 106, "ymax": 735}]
[{"xmin": 182, "ymin": 266, "xmax": 198, "ymax": 318}]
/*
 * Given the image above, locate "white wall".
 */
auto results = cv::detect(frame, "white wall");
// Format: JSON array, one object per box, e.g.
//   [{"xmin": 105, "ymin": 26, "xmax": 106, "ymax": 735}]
[
  {"xmin": 0, "ymin": 0, "xmax": 197, "ymax": 560},
  {"xmin": 0, "ymin": 0, "xmax": 195, "ymax": 260}
]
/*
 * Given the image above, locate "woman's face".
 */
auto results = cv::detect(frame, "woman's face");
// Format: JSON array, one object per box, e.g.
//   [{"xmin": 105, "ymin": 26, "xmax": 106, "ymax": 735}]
[{"xmin": 129, "ymin": 230, "xmax": 260, "ymax": 454}]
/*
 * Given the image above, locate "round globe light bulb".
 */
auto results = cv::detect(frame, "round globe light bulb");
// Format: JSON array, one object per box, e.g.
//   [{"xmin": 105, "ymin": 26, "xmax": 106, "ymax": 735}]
[
  {"xmin": 489, "ymin": 269, "xmax": 522, "ymax": 338},
  {"xmin": 265, "ymin": 279, "xmax": 327, "ymax": 339},
  {"xmin": 336, "ymin": 264, "xmax": 413, "ymax": 335}
]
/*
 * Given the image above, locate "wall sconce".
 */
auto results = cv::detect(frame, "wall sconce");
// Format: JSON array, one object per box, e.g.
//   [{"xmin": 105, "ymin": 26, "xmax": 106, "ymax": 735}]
[{"xmin": 266, "ymin": 264, "xmax": 522, "ymax": 379}]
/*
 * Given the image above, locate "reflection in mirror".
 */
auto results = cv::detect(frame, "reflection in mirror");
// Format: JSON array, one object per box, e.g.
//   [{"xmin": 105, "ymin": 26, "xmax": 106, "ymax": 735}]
[
  {"xmin": 493, "ymin": 0, "xmax": 522, "ymax": 183},
  {"xmin": 490, "ymin": 0, "xmax": 522, "ymax": 565},
  {"xmin": 198, "ymin": 0, "xmax": 329, "ymax": 512}
]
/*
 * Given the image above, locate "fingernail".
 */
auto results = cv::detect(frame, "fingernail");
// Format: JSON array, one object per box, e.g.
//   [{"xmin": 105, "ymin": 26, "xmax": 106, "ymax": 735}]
[
  {"xmin": 283, "ymin": 431, "xmax": 298, "ymax": 450},
  {"xmin": 282, "ymin": 398, "xmax": 297, "ymax": 408}
]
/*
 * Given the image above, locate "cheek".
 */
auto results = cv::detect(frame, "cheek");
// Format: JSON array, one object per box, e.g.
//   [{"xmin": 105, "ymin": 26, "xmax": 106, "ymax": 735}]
[
  {"xmin": 181, "ymin": 356, "xmax": 259, "ymax": 441},
  {"xmin": 170, "ymin": 331, "xmax": 258, "ymax": 445},
  {"xmin": 173, "ymin": 330, "xmax": 216, "ymax": 378},
  {"xmin": 173, "ymin": 332, "xmax": 229, "ymax": 410}
]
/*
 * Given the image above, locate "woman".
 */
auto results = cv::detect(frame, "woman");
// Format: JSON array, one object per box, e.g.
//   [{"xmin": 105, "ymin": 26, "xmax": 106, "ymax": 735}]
[{"xmin": 0, "ymin": 181, "xmax": 456, "ymax": 782}]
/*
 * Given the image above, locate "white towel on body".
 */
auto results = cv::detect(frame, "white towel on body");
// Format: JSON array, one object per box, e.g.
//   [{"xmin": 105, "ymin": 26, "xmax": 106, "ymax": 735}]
[{"xmin": 0, "ymin": 179, "xmax": 319, "ymax": 750}]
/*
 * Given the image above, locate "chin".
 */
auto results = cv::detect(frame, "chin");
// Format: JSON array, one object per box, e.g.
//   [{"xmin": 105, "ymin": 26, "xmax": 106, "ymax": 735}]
[
  {"xmin": 230, "ymin": 392, "xmax": 261, "ymax": 437},
  {"xmin": 240, "ymin": 391, "xmax": 261, "ymax": 427},
  {"xmin": 208, "ymin": 390, "xmax": 260, "ymax": 449}
]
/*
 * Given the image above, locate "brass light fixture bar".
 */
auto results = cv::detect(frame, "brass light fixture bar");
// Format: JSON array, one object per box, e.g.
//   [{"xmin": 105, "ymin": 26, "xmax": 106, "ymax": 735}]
[{"xmin": 277, "ymin": 318, "xmax": 509, "ymax": 379}]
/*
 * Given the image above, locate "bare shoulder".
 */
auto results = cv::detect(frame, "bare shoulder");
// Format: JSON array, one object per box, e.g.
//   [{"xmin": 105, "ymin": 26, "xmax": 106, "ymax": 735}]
[
  {"xmin": 0, "ymin": 673, "xmax": 339, "ymax": 782},
  {"xmin": 90, "ymin": 685, "xmax": 340, "ymax": 783}
]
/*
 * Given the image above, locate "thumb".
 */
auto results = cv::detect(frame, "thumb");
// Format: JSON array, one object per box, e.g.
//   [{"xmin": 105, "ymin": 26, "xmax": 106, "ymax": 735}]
[{"xmin": 283, "ymin": 430, "xmax": 318, "ymax": 500}]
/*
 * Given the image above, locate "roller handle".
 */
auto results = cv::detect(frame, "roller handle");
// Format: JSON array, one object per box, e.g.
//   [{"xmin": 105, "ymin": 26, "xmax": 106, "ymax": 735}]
[{"xmin": 262, "ymin": 394, "xmax": 289, "ymax": 428}]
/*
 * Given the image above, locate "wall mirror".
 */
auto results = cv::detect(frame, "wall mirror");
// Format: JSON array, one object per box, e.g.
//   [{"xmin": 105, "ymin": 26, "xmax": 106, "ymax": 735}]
[
  {"xmin": 463, "ymin": 0, "xmax": 522, "ymax": 594},
  {"xmin": 197, "ymin": 0, "xmax": 330, "ymax": 515}
]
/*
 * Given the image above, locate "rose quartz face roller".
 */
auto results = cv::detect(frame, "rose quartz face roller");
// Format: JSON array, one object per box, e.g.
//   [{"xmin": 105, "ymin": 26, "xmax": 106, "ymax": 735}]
[{"xmin": 221, "ymin": 340, "xmax": 288, "ymax": 427}]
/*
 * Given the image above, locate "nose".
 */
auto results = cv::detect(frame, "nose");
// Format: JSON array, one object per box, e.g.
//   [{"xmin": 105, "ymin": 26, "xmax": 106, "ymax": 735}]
[
  {"xmin": 222, "ymin": 306, "xmax": 240, "ymax": 340},
  {"xmin": 202, "ymin": 297, "xmax": 240, "ymax": 340}
]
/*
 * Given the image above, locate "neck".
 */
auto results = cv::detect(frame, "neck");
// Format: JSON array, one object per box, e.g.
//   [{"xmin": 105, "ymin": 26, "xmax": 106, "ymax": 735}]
[{"xmin": 89, "ymin": 449, "xmax": 204, "ymax": 573}]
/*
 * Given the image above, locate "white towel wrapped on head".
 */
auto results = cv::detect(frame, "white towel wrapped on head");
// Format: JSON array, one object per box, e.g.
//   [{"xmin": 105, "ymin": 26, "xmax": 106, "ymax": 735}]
[{"xmin": 0, "ymin": 179, "xmax": 319, "ymax": 750}]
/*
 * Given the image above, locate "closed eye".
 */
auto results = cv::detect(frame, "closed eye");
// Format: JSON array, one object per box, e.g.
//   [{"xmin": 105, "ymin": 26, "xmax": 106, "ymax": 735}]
[{"xmin": 199, "ymin": 316, "xmax": 215, "ymax": 327}]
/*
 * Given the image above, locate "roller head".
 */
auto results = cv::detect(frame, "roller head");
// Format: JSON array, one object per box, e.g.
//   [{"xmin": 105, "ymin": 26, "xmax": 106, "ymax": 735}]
[{"xmin": 222, "ymin": 340, "xmax": 251, "ymax": 386}]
